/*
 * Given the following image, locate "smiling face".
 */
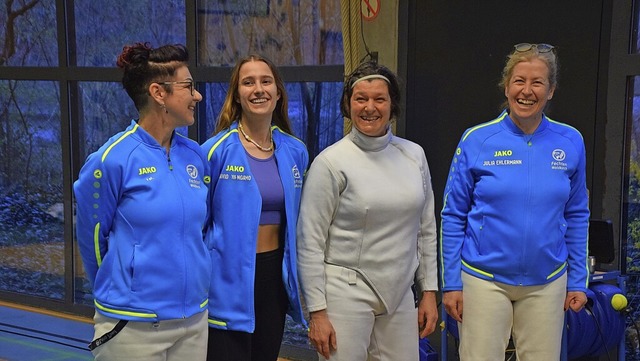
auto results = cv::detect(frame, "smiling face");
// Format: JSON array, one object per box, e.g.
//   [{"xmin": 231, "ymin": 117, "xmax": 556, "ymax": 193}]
[
  {"xmin": 163, "ymin": 65, "xmax": 202, "ymax": 127},
  {"xmin": 349, "ymin": 79, "xmax": 392, "ymax": 137},
  {"xmin": 237, "ymin": 60, "xmax": 280, "ymax": 122},
  {"xmin": 505, "ymin": 58, "xmax": 555, "ymax": 127}
]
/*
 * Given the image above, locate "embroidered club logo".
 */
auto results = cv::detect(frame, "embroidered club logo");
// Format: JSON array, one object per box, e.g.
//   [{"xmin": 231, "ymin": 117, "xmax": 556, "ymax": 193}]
[
  {"xmin": 551, "ymin": 149, "xmax": 568, "ymax": 170},
  {"xmin": 292, "ymin": 165, "xmax": 303, "ymax": 188},
  {"xmin": 186, "ymin": 164, "xmax": 203, "ymax": 189},
  {"xmin": 186, "ymin": 164, "xmax": 198, "ymax": 178},
  {"xmin": 552, "ymin": 149, "xmax": 566, "ymax": 161}
]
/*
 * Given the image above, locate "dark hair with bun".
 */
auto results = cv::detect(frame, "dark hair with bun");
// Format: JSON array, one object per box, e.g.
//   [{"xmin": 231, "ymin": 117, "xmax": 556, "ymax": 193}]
[{"xmin": 116, "ymin": 42, "xmax": 189, "ymax": 110}]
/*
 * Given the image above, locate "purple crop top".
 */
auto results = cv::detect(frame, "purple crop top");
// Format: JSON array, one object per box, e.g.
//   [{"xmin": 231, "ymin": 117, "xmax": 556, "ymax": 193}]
[{"xmin": 246, "ymin": 152, "xmax": 284, "ymax": 225}]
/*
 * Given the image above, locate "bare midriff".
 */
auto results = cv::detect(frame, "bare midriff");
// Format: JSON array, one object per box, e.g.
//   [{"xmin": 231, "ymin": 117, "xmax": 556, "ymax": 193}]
[{"xmin": 256, "ymin": 224, "xmax": 281, "ymax": 253}]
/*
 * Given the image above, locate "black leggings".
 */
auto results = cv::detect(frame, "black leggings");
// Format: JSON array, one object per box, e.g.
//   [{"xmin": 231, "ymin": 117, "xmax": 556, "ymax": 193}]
[{"xmin": 207, "ymin": 248, "xmax": 288, "ymax": 361}]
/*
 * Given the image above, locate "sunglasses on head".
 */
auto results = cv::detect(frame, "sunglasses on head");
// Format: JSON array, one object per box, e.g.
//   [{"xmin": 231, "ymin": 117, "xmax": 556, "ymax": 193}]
[{"xmin": 513, "ymin": 43, "xmax": 555, "ymax": 53}]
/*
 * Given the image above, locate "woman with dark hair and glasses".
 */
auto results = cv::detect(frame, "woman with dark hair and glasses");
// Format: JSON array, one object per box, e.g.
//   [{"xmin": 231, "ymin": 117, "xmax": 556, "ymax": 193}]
[
  {"xmin": 441, "ymin": 43, "xmax": 590, "ymax": 360},
  {"xmin": 74, "ymin": 42, "xmax": 210, "ymax": 360},
  {"xmin": 201, "ymin": 54, "xmax": 308, "ymax": 361},
  {"xmin": 297, "ymin": 61, "xmax": 439, "ymax": 360}
]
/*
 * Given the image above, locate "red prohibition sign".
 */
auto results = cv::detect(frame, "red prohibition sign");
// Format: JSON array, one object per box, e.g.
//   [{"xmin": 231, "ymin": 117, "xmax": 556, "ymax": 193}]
[{"xmin": 361, "ymin": 0, "xmax": 380, "ymax": 21}]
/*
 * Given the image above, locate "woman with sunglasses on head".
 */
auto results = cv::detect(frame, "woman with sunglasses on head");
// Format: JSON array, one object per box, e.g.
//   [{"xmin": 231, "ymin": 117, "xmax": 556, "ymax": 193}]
[
  {"xmin": 297, "ymin": 61, "xmax": 439, "ymax": 360},
  {"xmin": 201, "ymin": 54, "xmax": 308, "ymax": 361},
  {"xmin": 441, "ymin": 43, "xmax": 590, "ymax": 361},
  {"xmin": 74, "ymin": 42, "xmax": 210, "ymax": 360}
]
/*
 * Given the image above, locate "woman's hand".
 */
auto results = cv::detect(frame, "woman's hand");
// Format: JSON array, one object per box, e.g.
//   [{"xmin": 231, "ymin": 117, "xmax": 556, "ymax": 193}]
[
  {"xmin": 565, "ymin": 291, "xmax": 587, "ymax": 312},
  {"xmin": 308, "ymin": 309, "xmax": 337, "ymax": 359},
  {"xmin": 418, "ymin": 291, "xmax": 438, "ymax": 338},
  {"xmin": 443, "ymin": 290, "xmax": 463, "ymax": 322}
]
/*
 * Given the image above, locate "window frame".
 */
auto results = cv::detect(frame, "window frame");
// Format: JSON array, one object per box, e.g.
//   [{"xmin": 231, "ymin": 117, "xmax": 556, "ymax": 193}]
[{"xmin": 0, "ymin": 0, "xmax": 343, "ymax": 318}]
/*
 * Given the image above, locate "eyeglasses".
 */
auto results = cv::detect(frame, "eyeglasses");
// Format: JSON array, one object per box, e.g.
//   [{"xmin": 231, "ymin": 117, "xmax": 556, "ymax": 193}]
[
  {"xmin": 158, "ymin": 80, "xmax": 195, "ymax": 96},
  {"xmin": 513, "ymin": 43, "xmax": 555, "ymax": 53}
]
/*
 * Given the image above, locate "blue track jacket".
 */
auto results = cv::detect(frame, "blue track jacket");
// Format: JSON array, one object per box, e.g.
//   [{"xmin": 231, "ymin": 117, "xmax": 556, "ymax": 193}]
[
  {"xmin": 201, "ymin": 122, "xmax": 308, "ymax": 332},
  {"xmin": 440, "ymin": 111, "xmax": 590, "ymax": 293},
  {"xmin": 74, "ymin": 120, "xmax": 211, "ymax": 321}
]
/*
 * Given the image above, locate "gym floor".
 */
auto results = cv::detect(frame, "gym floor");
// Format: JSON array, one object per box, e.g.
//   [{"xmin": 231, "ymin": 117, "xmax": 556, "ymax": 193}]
[
  {"xmin": 0, "ymin": 302, "xmax": 309, "ymax": 361},
  {"xmin": 0, "ymin": 302, "xmax": 92, "ymax": 361}
]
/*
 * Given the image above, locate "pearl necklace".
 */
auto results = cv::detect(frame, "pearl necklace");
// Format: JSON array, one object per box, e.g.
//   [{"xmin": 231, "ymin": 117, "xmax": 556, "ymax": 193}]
[{"xmin": 238, "ymin": 122, "xmax": 274, "ymax": 152}]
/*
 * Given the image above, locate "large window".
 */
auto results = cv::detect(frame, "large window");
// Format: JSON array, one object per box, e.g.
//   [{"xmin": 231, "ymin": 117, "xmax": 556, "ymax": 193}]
[
  {"xmin": 197, "ymin": 0, "xmax": 343, "ymax": 66},
  {"xmin": 195, "ymin": 0, "xmax": 345, "ymax": 150},
  {"xmin": 0, "ymin": 1, "xmax": 57, "ymax": 67},
  {"xmin": 0, "ymin": 80, "xmax": 65, "ymax": 299},
  {"xmin": 620, "ymin": 2, "xmax": 640, "ymax": 360},
  {"xmin": 0, "ymin": 1, "xmax": 343, "ymax": 339},
  {"xmin": 624, "ymin": 76, "xmax": 640, "ymax": 361},
  {"xmin": 74, "ymin": 0, "xmax": 187, "ymax": 67}
]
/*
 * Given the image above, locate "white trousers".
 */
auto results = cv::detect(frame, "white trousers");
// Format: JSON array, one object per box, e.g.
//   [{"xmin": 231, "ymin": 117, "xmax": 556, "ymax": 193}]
[
  {"xmin": 459, "ymin": 272, "xmax": 567, "ymax": 361},
  {"xmin": 92, "ymin": 310, "xmax": 208, "ymax": 361},
  {"xmin": 322, "ymin": 264, "xmax": 419, "ymax": 361}
]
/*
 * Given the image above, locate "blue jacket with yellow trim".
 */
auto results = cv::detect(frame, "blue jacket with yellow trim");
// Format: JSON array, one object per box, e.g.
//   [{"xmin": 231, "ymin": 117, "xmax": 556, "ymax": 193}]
[
  {"xmin": 74, "ymin": 120, "xmax": 211, "ymax": 321},
  {"xmin": 440, "ymin": 111, "xmax": 590, "ymax": 293},
  {"xmin": 201, "ymin": 122, "xmax": 308, "ymax": 332}
]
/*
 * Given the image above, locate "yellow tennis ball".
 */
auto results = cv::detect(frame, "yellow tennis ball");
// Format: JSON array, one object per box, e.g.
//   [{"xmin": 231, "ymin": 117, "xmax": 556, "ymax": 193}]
[{"xmin": 610, "ymin": 294, "xmax": 628, "ymax": 311}]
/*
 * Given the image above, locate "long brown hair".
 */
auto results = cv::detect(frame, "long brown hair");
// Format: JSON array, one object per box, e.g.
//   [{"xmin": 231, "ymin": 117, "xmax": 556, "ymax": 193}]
[{"xmin": 215, "ymin": 54, "xmax": 293, "ymax": 135}]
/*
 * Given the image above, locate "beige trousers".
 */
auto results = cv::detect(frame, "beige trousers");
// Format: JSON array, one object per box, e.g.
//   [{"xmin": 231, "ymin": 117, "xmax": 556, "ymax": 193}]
[
  {"xmin": 458, "ymin": 272, "xmax": 567, "ymax": 361},
  {"xmin": 91, "ymin": 310, "xmax": 208, "ymax": 361},
  {"xmin": 321, "ymin": 264, "xmax": 419, "ymax": 361}
]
